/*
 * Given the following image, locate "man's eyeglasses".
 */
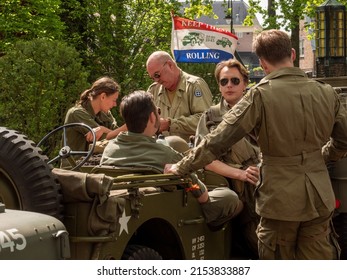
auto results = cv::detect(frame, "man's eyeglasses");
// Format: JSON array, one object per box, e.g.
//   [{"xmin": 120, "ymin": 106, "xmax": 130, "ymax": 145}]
[
  {"xmin": 152, "ymin": 61, "xmax": 168, "ymax": 80},
  {"xmin": 219, "ymin": 77, "xmax": 241, "ymax": 86}
]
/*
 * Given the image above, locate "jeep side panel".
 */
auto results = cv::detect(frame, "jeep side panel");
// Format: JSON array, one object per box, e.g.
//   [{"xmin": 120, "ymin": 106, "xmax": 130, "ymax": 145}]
[{"xmin": 65, "ymin": 189, "xmax": 232, "ymax": 260}]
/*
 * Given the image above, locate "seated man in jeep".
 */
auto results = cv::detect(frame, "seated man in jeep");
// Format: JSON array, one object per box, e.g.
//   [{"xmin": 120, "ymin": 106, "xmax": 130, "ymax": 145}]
[{"xmin": 100, "ymin": 90, "xmax": 243, "ymax": 229}]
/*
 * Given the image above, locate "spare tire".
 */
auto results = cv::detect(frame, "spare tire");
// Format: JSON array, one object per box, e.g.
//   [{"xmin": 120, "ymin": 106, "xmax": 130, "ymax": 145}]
[{"xmin": 0, "ymin": 127, "xmax": 63, "ymax": 220}]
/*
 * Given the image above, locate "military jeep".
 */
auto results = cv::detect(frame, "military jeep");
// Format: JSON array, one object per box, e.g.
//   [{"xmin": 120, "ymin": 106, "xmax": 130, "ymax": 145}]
[{"xmin": 0, "ymin": 126, "xmax": 237, "ymax": 260}]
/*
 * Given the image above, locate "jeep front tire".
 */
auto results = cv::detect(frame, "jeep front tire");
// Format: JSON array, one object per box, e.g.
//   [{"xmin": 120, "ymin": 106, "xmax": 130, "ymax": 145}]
[{"xmin": 0, "ymin": 127, "xmax": 63, "ymax": 220}]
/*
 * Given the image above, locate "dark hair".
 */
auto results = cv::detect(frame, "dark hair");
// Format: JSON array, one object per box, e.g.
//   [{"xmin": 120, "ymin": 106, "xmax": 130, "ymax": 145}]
[
  {"xmin": 252, "ymin": 29, "xmax": 292, "ymax": 65},
  {"xmin": 78, "ymin": 77, "xmax": 120, "ymax": 106},
  {"xmin": 120, "ymin": 90, "xmax": 157, "ymax": 133},
  {"xmin": 214, "ymin": 59, "xmax": 249, "ymax": 84}
]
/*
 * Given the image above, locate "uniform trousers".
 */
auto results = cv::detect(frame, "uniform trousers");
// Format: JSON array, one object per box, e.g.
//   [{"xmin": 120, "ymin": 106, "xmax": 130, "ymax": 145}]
[
  {"xmin": 256, "ymin": 212, "xmax": 340, "ymax": 259},
  {"xmin": 200, "ymin": 187, "xmax": 240, "ymax": 225}
]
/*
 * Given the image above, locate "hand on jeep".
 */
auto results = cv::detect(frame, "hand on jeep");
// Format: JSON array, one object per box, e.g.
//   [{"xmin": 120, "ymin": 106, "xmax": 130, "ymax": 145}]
[
  {"xmin": 164, "ymin": 163, "xmax": 178, "ymax": 175},
  {"xmin": 243, "ymin": 165, "xmax": 260, "ymax": 186}
]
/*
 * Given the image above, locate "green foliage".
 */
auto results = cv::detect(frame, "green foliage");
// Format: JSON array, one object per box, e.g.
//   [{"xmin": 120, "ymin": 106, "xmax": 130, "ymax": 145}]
[
  {"xmin": 245, "ymin": 0, "xmax": 347, "ymax": 32},
  {"xmin": 61, "ymin": 0, "xmax": 181, "ymax": 94},
  {"xmin": 244, "ymin": 0, "xmax": 266, "ymax": 27},
  {"xmin": 0, "ymin": 0, "xmax": 65, "ymax": 54},
  {"xmin": 0, "ymin": 38, "xmax": 89, "ymax": 143},
  {"xmin": 183, "ymin": 0, "xmax": 214, "ymax": 19}
]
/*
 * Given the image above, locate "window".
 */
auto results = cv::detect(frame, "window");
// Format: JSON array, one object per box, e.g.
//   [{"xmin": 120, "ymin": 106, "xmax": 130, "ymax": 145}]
[
  {"xmin": 299, "ymin": 38, "xmax": 305, "ymax": 57},
  {"xmin": 236, "ymin": 32, "xmax": 243, "ymax": 38}
]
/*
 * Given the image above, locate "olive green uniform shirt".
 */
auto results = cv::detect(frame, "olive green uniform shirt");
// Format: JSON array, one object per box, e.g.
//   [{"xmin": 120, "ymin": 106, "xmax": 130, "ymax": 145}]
[
  {"xmin": 101, "ymin": 132, "xmax": 182, "ymax": 171},
  {"xmin": 148, "ymin": 70, "xmax": 213, "ymax": 141},
  {"xmin": 195, "ymin": 98, "xmax": 260, "ymax": 168},
  {"xmin": 176, "ymin": 67, "xmax": 347, "ymax": 221},
  {"xmin": 64, "ymin": 101, "xmax": 118, "ymax": 152}
]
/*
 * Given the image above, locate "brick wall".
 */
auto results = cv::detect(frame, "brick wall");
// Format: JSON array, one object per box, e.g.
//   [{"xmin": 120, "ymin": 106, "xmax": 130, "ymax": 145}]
[{"xmin": 299, "ymin": 20, "xmax": 314, "ymax": 73}]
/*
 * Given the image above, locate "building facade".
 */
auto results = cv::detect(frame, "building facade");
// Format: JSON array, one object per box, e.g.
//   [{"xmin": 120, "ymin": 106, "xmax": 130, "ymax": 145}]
[{"xmin": 299, "ymin": 18, "xmax": 315, "ymax": 75}]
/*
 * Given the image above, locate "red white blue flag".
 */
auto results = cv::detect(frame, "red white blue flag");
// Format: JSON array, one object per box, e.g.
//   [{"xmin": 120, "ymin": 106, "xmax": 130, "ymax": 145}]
[{"xmin": 171, "ymin": 15, "xmax": 238, "ymax": 63}]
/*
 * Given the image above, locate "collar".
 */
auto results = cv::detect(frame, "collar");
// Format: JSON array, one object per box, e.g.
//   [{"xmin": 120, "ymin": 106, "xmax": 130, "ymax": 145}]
[
  {"xmin": 84, "ymin": 101, "xmax": 96, "ymax": 118},
  {"xmin": 265, "ymin": 67, "xmax": 306, "ymax": 80},
  {"xmin": 117, "ymin": 131, "xmax": 157, "ymax": 143},
  {"xmin": 220, "ymin": 97, "xmax": 231, "ymax": 114}
]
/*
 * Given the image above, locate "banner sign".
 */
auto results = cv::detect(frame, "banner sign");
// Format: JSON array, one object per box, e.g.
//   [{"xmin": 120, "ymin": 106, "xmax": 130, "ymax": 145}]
[{"xmin": 171, "ymin": 15, "xmax": 238, "ymax": 63}]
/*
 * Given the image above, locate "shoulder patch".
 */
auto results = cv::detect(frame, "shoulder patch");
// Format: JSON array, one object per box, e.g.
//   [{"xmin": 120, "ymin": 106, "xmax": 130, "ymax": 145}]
[{"xmin": 194, "ymin": 89, "xmax": 202, "ymax": 97}]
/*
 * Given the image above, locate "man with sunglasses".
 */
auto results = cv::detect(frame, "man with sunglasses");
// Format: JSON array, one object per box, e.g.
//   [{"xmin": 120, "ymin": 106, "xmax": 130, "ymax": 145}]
[
  {"xmin": 194, "ymin": 58, "xmax": 261, "ymax": 258},
  {"xmin": 146, "ymin": 51, "xmax": 213, "ymax": 142},
  {"xmin": 165, "ymin": 29, "xmax": 347, "ymax": 260}
]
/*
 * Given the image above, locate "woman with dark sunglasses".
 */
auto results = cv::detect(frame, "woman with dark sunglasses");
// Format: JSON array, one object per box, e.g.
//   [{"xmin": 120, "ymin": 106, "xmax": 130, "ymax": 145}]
[{"xmin": 194, "ymin": 58, "xmax": 261, "ymax": 259}]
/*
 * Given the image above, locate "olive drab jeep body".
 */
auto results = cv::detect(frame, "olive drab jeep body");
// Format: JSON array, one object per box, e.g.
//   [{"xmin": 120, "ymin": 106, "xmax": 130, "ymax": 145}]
[
  {"xmin": 53, "ymin": 166, "xmax": 233, "ymax": 260},
  {"xmin": 0, "ymin": 203, "xmax": 69, "ymax": 259}
]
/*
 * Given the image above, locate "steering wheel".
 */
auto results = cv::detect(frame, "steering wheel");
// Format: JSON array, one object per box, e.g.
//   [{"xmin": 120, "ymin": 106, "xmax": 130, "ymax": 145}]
[{"xmin": 37, "ymin": 123, "xmax": 96, "ymax": 171}]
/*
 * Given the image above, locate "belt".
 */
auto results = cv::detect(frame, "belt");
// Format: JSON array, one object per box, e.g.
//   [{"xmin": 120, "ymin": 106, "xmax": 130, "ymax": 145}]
[{"xmin": 262, "ymin": 150, "xmax": 322, "ymax": 166}]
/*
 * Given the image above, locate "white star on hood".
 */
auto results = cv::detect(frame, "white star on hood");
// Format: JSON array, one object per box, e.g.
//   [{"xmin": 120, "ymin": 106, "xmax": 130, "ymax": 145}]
[{"xmin": 119, "ymin": 209, "xmax": 131, "ymax": 235}]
